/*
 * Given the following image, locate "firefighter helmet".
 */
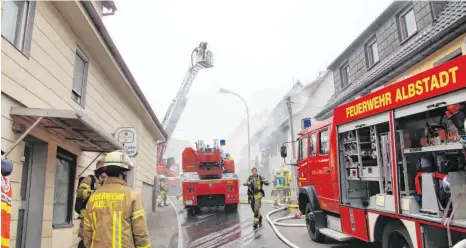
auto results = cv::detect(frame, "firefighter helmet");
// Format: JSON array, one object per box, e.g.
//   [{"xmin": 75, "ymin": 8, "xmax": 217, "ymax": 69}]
[
  {"xmin": 99, "ymin": 150, "xmax": 134, "ymax": 172},
  {"xmin": 95, "ymin": 158, "xmax": 106, "ymax": 171},
  {"xmin": 275, "ymin": 169, "xmax": 281, "ymax": 175},
  {"xmin": 282, "ymin": 167, "xmax": 289, "ymax": 173}
]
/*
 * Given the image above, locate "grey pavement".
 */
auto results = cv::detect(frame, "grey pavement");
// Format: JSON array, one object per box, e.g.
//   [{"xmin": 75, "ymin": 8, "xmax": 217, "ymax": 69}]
[{"xmin": 148, "ymin": 201, "xmax": 179, "ymax": 248}]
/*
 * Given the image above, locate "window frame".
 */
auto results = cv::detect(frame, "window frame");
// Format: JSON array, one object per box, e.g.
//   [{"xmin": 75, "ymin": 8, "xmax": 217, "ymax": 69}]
[
  {"xmin": 1, "ymin": 0, "xmax": 36, "ymax": 57},
  {"xmin": 319, "ymin": 129, "xmax": 329, "ymax": 155},
  {"xmin": 310, "ymin": 133, "xmax": 317, "ymax": 157},
  {"xmin": 399, "ymin": 7, "xmax": 417, "ymax": 41},
  {"xmin": 298, "ymin": 137, "xmax": 305, "ymax": 162},
  {"xmin": 52, "ymin": 147, "xmax": 77, "ymax": 228},
  {"xmin": 340, "ymin": 63, "xmax": 351, "ymax": 87},
  {"xmin": 71, "ymin": 46, "xmax": 89, "ymax": 107},
  {"xmin": 365, "ymin": 37, "xmax": 379, "ymax": 68}
]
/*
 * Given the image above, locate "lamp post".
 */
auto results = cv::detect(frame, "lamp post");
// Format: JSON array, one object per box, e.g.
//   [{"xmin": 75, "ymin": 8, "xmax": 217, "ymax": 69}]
[{"xmin": 219, "ymin": 88, "xmax": 251, "ymax": 171}]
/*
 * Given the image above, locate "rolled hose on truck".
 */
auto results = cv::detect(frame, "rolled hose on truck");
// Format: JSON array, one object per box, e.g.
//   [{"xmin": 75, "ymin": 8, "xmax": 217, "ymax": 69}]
[{"xmin": 239, "ymin": 199, "xmax": 304, "ymax": 248}]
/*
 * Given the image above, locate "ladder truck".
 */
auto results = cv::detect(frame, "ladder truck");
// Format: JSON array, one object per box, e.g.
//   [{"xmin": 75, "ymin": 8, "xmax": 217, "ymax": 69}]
[{"xmin": 156, "ymin": 42, "xmax": 213, "ymax": 194}]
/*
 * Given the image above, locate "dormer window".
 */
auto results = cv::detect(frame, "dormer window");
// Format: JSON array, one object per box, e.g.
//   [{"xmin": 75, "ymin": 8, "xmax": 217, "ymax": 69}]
[
  {"xmin": 340, "ymin": 63, "xmax": 351, "ymax": 87},
  {"xmin": 399, "ymin": 8, "xmax": 417, "ymax": 41},
  {"xmin": 366, "ymin": 37, "xmax": 379, "ymax": 67}
]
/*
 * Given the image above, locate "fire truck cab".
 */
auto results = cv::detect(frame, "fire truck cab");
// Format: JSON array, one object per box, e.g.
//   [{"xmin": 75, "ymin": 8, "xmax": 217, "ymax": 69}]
[{"xmin": 282, "ymin": 55, "xmax": 466, "ymax": 247}]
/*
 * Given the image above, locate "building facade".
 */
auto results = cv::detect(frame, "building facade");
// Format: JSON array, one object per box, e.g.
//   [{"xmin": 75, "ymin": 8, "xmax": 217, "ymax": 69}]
[
  {"xmin": 249, "ymin": 71, "xmax": 334, "ymax": 179},
  {"xmin": 1, "ymin": 1, "xmax": 167, "ymax": 247},
  {"xmin": 315, "ymin": 1, "xmax": 466, "ymax": 120}
]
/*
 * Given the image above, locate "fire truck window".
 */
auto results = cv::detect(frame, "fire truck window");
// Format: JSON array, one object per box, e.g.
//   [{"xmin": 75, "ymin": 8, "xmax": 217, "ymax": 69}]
[
  {"xmin": 298, "ymin": 138, "xmax": 305, "ymax": 161},
  {"xmin": 310, "ymin": 134, "xmax": 317, "ymax": 156},
  {"xmin": 320, "ymin": 130, "xmax": 329, "ymax": 155}
]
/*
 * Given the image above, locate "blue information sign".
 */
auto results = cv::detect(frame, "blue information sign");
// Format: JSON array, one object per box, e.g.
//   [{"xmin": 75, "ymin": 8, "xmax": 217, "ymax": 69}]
[{"xmin": 302, "ymin": 118, "xmax": 312, "ymax": 129}]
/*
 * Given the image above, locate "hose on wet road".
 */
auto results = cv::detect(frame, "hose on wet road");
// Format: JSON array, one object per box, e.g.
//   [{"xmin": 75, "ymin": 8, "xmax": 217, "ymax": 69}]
[
  {"xmin": 266, "ymin": 206, "xmax": 302, "ymax": 248},
  {"xmin": 239, "ymin": 199, "xmax": 303, "ymax": 248}
]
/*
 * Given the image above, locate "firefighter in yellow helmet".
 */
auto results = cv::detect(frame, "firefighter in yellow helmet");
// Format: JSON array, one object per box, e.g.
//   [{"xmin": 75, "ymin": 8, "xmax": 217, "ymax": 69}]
[
  {"xmin": 82, "ymin": 150, "xmax": 151, "ymax": 248},
  {"xmin": 157, "ymin": 178, "xmax": 169, "ymax": 207},
  {"xmin": 76, "ymin": 159, "xmax": 107, "ymax": 248},
  {"xmin": 282, "ymin": 167, "xmax": 292, "ymax": 204}
]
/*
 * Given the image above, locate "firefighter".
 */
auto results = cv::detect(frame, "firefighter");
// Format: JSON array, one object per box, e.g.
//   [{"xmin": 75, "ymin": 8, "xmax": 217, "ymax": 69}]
[
  {"xmin": 1, "ymin": 150, "xmax": 13, "ymax": 248},
  {"xmin": 243, "ymin": 167, "xmax": 270, "ymax": 228},
  {"xmin": 76, "ymin": 159, "xmax": 107, "ymax": 248},
  {"xmin": 282, "ymin": 167, "xmax": 292, "ymax": 204},
  {"xmin": 271, "ymin": 169, "xmax": 285, "ymax": 206},
  {"xmin": 158, "ymin": 178, "xmax": 169, "ymax": 207},
  {"xmin": 82, "ymin": 150, "xmax": 151, "ymax": 248}
]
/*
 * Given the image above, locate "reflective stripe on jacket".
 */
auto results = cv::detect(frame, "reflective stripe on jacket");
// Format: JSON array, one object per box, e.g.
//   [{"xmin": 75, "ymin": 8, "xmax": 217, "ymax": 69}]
[
  {"xmin": 83, "ymin": 177, "xmax": 151, "ymax": 248},
  {"xmin": 1, "ymin": 176, "xmax": 12, "ymax": 248}
]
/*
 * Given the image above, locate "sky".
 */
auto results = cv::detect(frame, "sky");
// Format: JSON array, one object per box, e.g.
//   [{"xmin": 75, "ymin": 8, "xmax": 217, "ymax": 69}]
[{"xmin": 103, "ymin": 0, "xmax": 394, "ymax": 144}]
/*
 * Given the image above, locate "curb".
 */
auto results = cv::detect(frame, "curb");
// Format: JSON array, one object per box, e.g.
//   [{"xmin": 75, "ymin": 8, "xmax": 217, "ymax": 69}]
[{"xmin": 169, "ymin": 199, "xmax": 184, "ymax": 248}]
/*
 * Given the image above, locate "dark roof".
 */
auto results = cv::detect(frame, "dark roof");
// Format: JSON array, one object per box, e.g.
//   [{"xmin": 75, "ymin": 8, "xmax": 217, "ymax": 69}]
[
  {"xmin": 328, "ymin": 1, "xmax": 407, "ymax": 70},
  {"xmin": 316, "ymin": 1, "xmax": 466, "ymax": 120}
]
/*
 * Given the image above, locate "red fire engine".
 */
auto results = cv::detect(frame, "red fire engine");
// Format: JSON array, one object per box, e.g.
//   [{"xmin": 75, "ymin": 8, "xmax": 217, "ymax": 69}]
[
  {"xmin": 281, "ymin": 55, "xmax": 466, "ymax": 247},
  {"xmin": 181, "ymin": 139, "xmax": 240, "ymax": 215}
]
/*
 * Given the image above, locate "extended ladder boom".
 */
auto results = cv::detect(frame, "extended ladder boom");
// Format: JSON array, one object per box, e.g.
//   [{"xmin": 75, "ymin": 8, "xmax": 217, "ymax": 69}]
[{"xmin": 157, "ymin": 42, "xmax": 213, "ymax": 169}]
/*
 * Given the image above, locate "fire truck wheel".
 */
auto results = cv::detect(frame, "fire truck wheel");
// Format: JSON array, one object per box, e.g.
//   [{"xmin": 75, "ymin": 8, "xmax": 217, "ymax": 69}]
[
  {"xmin": 304, "ymin": 203, "xmax": 325, "ymax": 243},
  {"xmin": 225, "ymin": 203, "xmax": 238, "ymax": 213},
  {"xmin": 381, "ymin": 221, "xmax": 413, "ymax": 248}
]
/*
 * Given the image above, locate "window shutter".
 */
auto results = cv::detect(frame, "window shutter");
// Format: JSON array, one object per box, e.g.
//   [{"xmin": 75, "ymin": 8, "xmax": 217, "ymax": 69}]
[{"xmin": 72, "ymin": 53, "xmax": 86, "ymax": 95}]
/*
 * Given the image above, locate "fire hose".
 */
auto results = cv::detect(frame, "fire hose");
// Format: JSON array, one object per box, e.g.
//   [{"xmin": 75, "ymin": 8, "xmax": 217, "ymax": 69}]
[{"xmin": 266, "ymin": 204, "xmax": 304, "ymax": 248}]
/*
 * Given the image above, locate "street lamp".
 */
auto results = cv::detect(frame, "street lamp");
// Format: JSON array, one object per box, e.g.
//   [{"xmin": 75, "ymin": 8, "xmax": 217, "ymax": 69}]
[{"xmin": 219, "ymin": 88, "xmax": 251, "ymax": 171}]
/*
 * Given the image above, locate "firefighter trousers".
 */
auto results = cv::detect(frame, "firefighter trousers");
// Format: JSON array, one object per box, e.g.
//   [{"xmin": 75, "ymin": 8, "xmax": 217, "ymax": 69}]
[
  {"xmin": 250, "ymin": 194, "xmax": 262, "ymax": 225},
  {"xmin": 160, "ymin": 191, "xmax": 167, "ymax": 204}
]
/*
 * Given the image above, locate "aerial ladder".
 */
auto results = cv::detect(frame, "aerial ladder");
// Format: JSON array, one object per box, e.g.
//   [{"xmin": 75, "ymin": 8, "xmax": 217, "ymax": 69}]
[{"xmin": 156, "ymin": 42, "xmax": 214, "ymax": 186}]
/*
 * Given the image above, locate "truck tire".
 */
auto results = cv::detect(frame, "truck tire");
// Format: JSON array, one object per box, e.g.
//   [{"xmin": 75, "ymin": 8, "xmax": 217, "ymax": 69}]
[
  {"xmin": 381, "ymin": 221, "xmax": 413, "ymax": 248},
  {"xmin": 305, "ymin": 202, "xmax": 325, "ymax": 243},
  {"xmin": 225, "ymin": 203, "xmax": 238, "ymax": 213},
  {"xmin": 187, "ymin": 206, "xmax": 201, "ymax": 216}
]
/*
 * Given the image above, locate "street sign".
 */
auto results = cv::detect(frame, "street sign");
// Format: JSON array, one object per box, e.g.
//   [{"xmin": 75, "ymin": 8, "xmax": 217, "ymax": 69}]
[
  {"xmin": 302, "ymin": 118, "xmax": 312, "ymax": 130},
  {"xmin": 115, "ymin": 127, "xmax": 138, "ymax": 157},
  {"xmin": 220, "ymin": 139, "xmax": 226, "ymax": 146}
]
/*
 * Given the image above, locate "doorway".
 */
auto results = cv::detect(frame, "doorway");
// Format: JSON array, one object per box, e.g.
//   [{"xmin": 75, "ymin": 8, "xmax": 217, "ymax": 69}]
[{"xmin": 15, "ymin": 137, "xmax": 47, "ymax": 248}]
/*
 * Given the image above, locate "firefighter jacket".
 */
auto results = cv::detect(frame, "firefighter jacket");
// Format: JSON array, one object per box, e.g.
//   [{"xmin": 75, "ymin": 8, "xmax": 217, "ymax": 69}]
[
  {"xmin": 246, "ymin": 175, "xmax": 269, "ymax": 198},
  {"xmin": 82, "ymin": 177, "xmax": 151, "ymax": 248},
  {"xmin": 77, "ymin": 175, "xmax": 104, "ymax": 238},
  {"xmin": 284, "ymin": 172, "xmax": 291, "ymax": 187},
  {"xmin": 1, "ymin": 176, "xmax": 12, "ymax": 248},
  {"xmin": 160, "ymin": 182, "xmax": 168, "ymax": 192}
]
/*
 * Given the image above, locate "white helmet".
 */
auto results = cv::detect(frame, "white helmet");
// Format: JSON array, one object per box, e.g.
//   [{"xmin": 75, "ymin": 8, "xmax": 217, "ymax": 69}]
[{"xmin": 99, "ymin": 150, "xmax": 134, "ymax": 172}]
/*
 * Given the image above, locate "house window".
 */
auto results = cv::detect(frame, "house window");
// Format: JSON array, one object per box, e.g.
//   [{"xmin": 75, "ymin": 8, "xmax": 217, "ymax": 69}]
[
  {"xmin": 319, "ymin": 130, "xmax": 329, "ymax": 155},
  {"xmin": 310, "ymin": 134, "xmax": 316, "ymax": 156},
  {"xmin": 72, "ymin": 47, "xmax": 89, "ymax": 105},
  {"xmin": 1, "ymin": 0, "xmax": 36, "ymax": 55},
  {"xmin": 366, "ymin": 38, "xmax": 379, "ymax": 67},
  {"xmin": 399, "ymin": 8, "xmax": 417, "ymax": 40},
  {"xmin": 341, "ymin": 64, "xmax": 351, "ymax": 86},
  {"xmin": 52, "ymin": 148, "xmax": 77, "ymax": 227}
]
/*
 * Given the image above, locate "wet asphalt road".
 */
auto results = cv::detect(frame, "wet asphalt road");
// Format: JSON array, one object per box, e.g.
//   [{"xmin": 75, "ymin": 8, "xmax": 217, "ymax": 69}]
[{"xmin": 170, "ymin": 198, "xmax": 375, "ymax": 248}]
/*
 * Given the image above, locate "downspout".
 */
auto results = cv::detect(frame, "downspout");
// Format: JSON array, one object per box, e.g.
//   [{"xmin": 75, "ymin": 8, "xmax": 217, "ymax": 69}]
[{"xmin": 80, "ymin": 1, "xmax": 169, "ymax": 141}]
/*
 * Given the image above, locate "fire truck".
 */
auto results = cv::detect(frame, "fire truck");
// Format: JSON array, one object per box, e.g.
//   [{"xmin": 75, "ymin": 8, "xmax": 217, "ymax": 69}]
[
  {"xmin": 156, "ymin": 42, "xmax": 213, "ymax": 193},
  {"xmin": 181, "ymin": 139, "xmax": 240, "ymax": 215},
  {"xmin": 281, "ymin": 55, "xmax": 466, "ymax": 248}
]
